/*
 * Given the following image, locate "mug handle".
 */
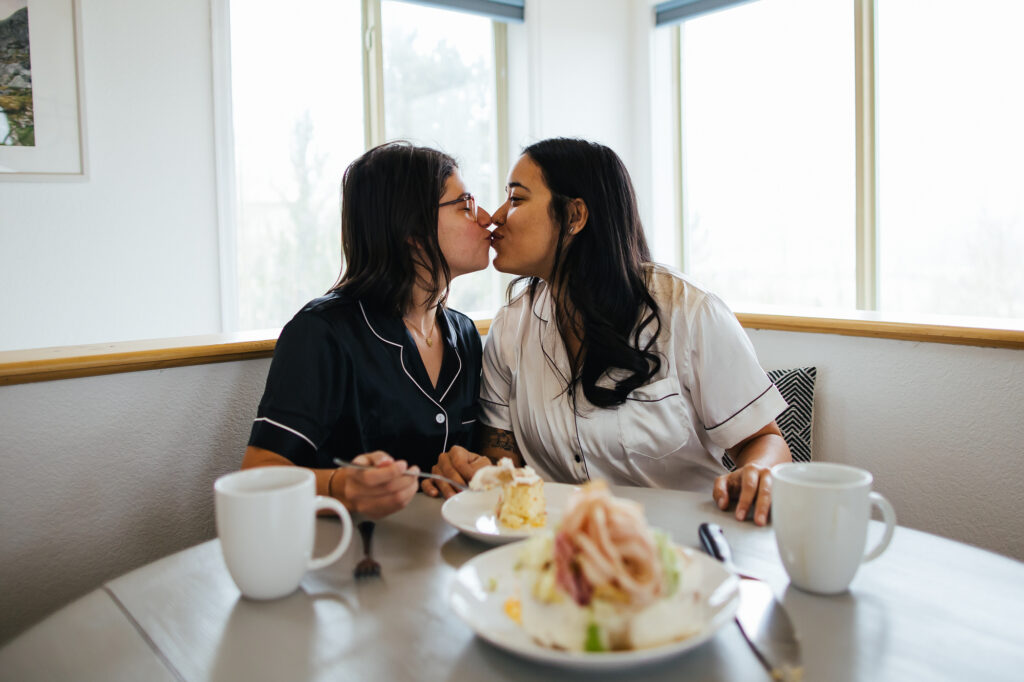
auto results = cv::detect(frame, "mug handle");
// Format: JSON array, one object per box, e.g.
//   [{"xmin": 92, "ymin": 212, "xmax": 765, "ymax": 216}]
[
  {"xmin": 308, "ymin": 496, "xmax": 354, "ymax": 571},
  {"xmin": 863, "ymin": 491, "xmax": 897, "ymax": 563}
]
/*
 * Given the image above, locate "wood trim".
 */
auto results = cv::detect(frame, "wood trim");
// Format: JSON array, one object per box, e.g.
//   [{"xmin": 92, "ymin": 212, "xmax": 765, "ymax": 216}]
[
  {"xmin": 0, "ymin": 331, "xmax": 279, "ymax": 387},
  {"xmin": 736, "ymin": 312, "xmax": 1024, "ymax": 349},
  {"xmin": 1, "ymin": 315, "xmax": 1019, "ymax": 387}
]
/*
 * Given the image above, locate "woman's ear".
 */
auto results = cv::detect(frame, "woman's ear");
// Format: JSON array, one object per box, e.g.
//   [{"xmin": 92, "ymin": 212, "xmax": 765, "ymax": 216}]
[{"xmin": 567, "ymin": 198, "xmax": 589, "ymax": 235}]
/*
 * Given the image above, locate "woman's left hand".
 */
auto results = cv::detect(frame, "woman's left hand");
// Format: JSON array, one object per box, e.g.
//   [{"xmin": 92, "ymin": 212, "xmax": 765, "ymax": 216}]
[
  {"xmin": 713, "ymin": 463, "xmax": 774, "ymax": 526},
  {"xmin": 422, "ymin": 445, "xmax": 491, "ymax": 499},
  {"xmin": 713, "ymin": 422, "xmax": 790, "ymax": 527}
]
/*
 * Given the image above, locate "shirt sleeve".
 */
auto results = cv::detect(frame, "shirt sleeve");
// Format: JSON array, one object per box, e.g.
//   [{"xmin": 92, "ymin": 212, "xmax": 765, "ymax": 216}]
[
  {"xmin": 683, "ymin": 293, "xmax": 788, "ymax": 450},
  {"xmin": 248, "ymin": 312, "xmax": 347, "ymax": 465},
  {"xmin": 479, "ymin": 307, "xmax": 514, "ymax": 432}
]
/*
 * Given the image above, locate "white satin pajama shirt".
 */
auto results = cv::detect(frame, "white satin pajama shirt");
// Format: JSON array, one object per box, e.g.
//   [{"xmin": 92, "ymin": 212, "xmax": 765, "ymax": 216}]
[{"xmin": 479, "ymin": 264, "xmax": 787, "ymax": 491}]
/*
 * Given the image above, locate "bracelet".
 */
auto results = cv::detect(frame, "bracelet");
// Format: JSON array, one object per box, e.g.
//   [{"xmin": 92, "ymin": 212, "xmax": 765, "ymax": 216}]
[{"xmin": 327, "ymin": 467, "xmax": 342, "ymax": 499}]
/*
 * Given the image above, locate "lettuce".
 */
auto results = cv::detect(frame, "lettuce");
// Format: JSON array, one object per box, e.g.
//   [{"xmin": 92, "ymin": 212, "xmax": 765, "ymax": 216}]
[
  {"xmin": 654, "ymin": 529, "xmax": 680, "ymax": 595},
  {"xmin": 584, "ymin": 623, "xmax": 605, "ymax": 652}
]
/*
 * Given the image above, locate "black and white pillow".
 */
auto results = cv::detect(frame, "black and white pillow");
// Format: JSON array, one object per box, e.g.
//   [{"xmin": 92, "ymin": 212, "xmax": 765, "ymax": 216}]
[{"xmin": 722, "ymin": 366, "xmax": 817, "ymax": 470}]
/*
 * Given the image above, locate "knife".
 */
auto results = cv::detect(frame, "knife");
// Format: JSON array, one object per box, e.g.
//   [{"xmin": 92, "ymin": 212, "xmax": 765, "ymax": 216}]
[{"xmin": 698, "ymin": 522, "xmax": 803, "ymax": 681}]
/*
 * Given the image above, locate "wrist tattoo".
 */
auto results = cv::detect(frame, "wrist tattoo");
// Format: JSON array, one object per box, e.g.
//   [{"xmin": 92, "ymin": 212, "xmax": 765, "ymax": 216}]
[{"xmin": 484, "ymin": 428, "xmax": 517, "ymax": 453}]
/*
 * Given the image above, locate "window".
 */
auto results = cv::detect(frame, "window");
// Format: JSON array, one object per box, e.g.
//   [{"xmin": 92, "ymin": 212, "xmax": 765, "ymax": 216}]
[
  {"xmin": 677, "ymin": 0, "xmax": 854, "ymax": 309},
  {"xmin": 657, "ymin": 0, "xmax": 1024, "ymax": 323},
  {"xmin": 223, "ymin": 0, "xmax": 518, "ymax": 332},
  {"xmin": 379, "ymin": 0, "xmax": 512, "ymax": 316},
  {"xmin": 228, "ymin": 0, "xmax": 365, "ymax": 331},
  {"xmin": 876, "ymin": 0, "xmax": 1024, "ymax": 318}
]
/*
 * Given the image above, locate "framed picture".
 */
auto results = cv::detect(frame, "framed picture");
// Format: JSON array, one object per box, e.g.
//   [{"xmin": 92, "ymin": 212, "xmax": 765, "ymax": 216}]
[{"xmin": 0, "ymin": 0, "xmax": 86, "ymax": 177}]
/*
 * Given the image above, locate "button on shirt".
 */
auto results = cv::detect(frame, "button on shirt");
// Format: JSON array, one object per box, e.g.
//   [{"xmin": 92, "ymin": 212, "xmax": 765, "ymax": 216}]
[
  {"xmin": 479, "ymin": 264, "xmax": 787, "ymax": 491},
  {"xmin": 248, "ymin": 293, "xmax": 482, "ymax": 473}
]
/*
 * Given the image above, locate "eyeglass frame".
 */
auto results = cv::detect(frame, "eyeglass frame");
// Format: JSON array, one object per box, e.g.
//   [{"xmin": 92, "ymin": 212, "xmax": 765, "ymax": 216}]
[{"xmin": 438, "ymin": 193, "xmax": 477, "ymax": 217}]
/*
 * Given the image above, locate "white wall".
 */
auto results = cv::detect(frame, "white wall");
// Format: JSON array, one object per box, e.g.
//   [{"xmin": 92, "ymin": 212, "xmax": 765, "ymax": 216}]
[
  {"xmin": 748, "ymin": 329, "xmax": 1024, "ymax": 562},
  {"xmin": 522, "ymin": 0, "xmax": 638, "ymax": 167},
  {"xmin": 0, "ymin": 0, "xmax": 222, "ymax": 352},
  {"xmin": 0, "ymin": 358, "xmax": 271, "ymax": 645}
]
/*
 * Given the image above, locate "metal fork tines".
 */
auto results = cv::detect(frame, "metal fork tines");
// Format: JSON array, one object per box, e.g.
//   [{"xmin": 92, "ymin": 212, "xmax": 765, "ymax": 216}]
[{"xmin": 354, "ymin": 521, "xmax": 381, "ymax": 579}]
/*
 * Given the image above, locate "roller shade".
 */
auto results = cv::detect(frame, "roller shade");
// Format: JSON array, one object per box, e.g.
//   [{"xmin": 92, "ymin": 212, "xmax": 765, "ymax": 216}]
[
  {"xmin": 655, "ymin": 0, "xmax": 759, "ymax": 26},
  {"xmin": 398, "ymin": 0, "xmax": 525, "ymax": 23}
]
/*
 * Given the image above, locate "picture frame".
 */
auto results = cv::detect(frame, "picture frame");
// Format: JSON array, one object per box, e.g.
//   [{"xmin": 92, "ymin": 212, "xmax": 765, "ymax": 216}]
[{"xmin": 0, "ymin": 0, "xmax": 86, "ymax": 178}]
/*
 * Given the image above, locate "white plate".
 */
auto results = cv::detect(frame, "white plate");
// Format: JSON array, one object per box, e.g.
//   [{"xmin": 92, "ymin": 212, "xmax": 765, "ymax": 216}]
[
  {"xmin": 449, "ymin": 541, "xmax": 740, "ymax": 671},
  {"xmin": 441, "ymin": 482, "xmax": 581, "ymax": 545}
]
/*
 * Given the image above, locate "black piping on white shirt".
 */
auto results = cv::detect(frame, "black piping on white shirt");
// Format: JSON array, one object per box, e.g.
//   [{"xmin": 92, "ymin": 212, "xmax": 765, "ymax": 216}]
[{"xmin": 705, "ymin": 382, "xmax": 774, "ymax": 431}]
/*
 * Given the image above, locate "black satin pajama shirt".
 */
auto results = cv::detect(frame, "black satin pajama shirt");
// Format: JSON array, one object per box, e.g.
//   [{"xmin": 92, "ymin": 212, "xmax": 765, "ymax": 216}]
[{"xmin": 248, "ymin": 292, "xmax": 482, "ymax": 472}]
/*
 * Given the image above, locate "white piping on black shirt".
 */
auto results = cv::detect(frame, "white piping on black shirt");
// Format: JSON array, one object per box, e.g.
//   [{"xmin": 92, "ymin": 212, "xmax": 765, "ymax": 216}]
[
  {"xmin": 253, "ymin": 416, "xmax": 317, "ymax": 450},
  {"xmin": 359, "ymin": 301, "xmax": 452, "ymax": 453}
]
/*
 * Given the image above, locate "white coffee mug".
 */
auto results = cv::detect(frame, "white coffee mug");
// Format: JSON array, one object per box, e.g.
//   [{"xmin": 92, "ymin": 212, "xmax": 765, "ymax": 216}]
[
  {"xmin": 771, "ymin": 462, "xmax": 896, "ymax": 595},
  {"xmin": 215, "ymin": 467, "xmax": 353, "ymax": 600}
]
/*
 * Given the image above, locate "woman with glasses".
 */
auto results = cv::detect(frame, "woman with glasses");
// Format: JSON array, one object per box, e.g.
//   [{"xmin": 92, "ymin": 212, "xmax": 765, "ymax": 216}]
[
  {"xmin": 242, "ymin": 141, "xmax": 493, "ymax": 519},
  {"xmin": 425, "ymin": 138, "xmax": 791, "ymax": 526}
]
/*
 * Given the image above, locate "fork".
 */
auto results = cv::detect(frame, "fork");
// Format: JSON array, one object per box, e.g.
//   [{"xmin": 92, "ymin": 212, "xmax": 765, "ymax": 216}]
[
  {"xmin": 354, "ymin": 521, "xmax": 381, "ymax": 579},
  {"xmin": 332, "ymin": 458, "xmax": 469, "ymax": 492}
]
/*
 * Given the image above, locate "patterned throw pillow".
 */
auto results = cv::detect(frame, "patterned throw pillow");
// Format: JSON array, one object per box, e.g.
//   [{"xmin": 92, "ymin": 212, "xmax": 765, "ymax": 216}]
[{"xmin": 722, "ymin": 366, "xmax": 817, "ymax": 470}]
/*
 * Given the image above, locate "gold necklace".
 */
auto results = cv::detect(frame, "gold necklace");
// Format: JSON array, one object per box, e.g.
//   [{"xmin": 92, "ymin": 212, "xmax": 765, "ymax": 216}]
[{"xmin": 403, "ymin": 313, "xmax": 438, "ymax": 347}]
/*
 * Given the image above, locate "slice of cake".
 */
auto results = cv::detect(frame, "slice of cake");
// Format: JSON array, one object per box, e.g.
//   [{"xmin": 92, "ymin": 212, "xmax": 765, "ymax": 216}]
[{"xmin": 468, "ymin": 458, "xmax": 546, "ymax": 529}]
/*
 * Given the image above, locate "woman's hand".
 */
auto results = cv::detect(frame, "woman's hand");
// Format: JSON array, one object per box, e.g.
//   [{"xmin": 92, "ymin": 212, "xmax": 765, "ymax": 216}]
[
  {"xmin": 422, "ymin": 445, "xmax": 491, "ymax": 499},
  {"xmin": 713, "ymin": 464, "xmax": 774, "ymax": 526},
  {"xmin": 335, "ymin": 451, "xmax": 419, "ymax": 519},
  {"xmin": 712, "ymin": 421, "xmax": 791, "ymax": 527}
]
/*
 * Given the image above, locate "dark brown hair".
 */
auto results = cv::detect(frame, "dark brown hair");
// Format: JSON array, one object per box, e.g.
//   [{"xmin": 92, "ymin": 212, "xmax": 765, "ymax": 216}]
[
  {"xmin": 332, "ymin": 141, "xmax": 456, "ymax": 314},
  {"xmin": 515, "ymin": 138, "xmax": 662, "ymax": 408}
]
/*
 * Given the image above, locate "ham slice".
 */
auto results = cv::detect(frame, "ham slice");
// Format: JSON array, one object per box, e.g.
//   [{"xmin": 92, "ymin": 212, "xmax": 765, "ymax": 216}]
[{"xmin": 553, "ymin": 481, "xmax": 663, "ymax": 608}]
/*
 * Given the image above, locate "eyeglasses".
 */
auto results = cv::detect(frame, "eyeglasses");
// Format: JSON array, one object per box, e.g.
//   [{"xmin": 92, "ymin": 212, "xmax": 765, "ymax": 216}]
[{"xmin": 438, "ymin": 193, "xmax": 477, "ymax": 218}]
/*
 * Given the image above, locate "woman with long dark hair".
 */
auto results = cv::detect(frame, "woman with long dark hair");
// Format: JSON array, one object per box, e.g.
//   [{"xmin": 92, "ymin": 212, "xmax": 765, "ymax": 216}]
[
  {"xmin": 242, "ymin": 141, "xmax": 493, "ymax": 519},
  {"xmin": 425, "ymin": 138, "xmax": 791, "ymax": 526}
]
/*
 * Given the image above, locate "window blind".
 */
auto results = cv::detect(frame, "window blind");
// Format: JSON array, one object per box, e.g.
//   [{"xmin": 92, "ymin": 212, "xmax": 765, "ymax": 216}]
[
  {"xmin": 397, "ymin": 0, "xmax": 525, "ymax": 23},
  {"xmin": 654, "ymin": 0, "xmax": 758, "ymax": 26}
]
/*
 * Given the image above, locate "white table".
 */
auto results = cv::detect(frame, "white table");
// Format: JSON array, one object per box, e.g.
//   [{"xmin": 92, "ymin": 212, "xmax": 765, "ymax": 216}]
[{"xmin": 3, "ymin": 487, "xmax": 1023, "ymax": 681}]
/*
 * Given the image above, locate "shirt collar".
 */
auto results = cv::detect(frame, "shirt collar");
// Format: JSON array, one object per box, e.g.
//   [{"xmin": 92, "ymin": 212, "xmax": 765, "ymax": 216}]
[
  {"xmin": 358, "ymin": 301, "xmax": 408, "ymax": 347},
  {"xmin": 360, "ymin": 300, "xmax": 457, "ymax": 350},
  {"xmin": 358, "ymin": 300, "xmax": 461, "ymax": 399}
]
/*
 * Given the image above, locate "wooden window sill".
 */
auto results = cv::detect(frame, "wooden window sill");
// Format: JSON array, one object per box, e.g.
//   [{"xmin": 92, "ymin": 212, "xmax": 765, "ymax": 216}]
[
  {"xmin": 1, "ymin": 313, "xmax": 1020, "ymax": 386},
  {"xmin": 734, "ymin": 306, "xmax": 1024, "ymax": 349}
]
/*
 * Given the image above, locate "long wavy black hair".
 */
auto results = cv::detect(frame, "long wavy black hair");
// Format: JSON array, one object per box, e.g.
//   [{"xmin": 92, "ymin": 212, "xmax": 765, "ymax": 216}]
[
  {"xmin": 514, "ymin": 138, "xmax": 662, "ymax": 408},
  {"xmin": 331, "ymin": 141, "xmax": 456, "ymax": 315}
]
